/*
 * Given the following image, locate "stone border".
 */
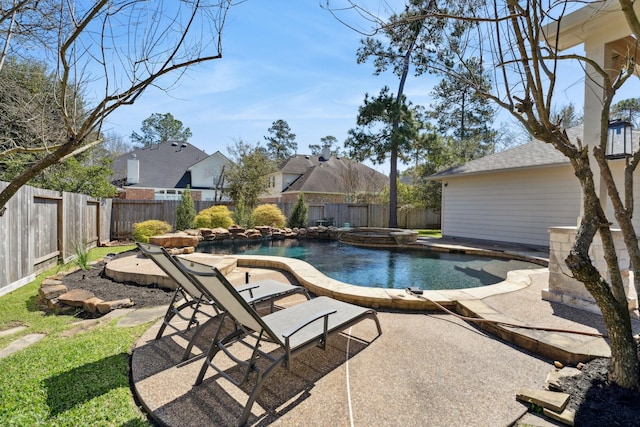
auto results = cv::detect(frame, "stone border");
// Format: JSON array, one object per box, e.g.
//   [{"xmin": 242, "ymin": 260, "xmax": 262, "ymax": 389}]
[
  {"xmin": 232, "ymin": 255, "xmax": 540, "ymax": 311},
  {"xmin": 38, "ymin": 263, "xmax": 134, "ymax": 316}
]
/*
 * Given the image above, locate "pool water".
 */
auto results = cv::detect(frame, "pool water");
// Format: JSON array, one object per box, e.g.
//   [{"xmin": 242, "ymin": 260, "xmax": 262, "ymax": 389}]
[{"xmin": 197, "ymin": 239, "xmax": 542, "ymax": 291}]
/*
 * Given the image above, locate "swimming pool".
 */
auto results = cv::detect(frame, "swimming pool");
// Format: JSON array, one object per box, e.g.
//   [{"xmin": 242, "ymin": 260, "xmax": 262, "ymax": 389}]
[{"xmin": 196, "ymin": 239, "xmax": 542, "ymax": 291}]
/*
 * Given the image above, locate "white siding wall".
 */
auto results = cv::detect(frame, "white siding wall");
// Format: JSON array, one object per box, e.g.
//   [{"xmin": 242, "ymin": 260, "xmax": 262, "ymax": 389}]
[
  {"xmin": 190, "ymin": 153, "xmax": 230, "ymax": 188},
  {"xmin": 441, "ymin": 166, "xmax": 581, "ymax": 247},
  {"xmin": 263, "ymin": 172, "xmax": 282, "ymax": 198}
]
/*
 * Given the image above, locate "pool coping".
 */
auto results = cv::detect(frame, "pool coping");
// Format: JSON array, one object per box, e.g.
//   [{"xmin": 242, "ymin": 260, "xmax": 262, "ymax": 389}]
[
  {"xmin": 232, "ymin": 251, "xmax": 610, "ymax": 364},
  {"xmin": 230, "ymin": 236, "xmax": 549, "ymax": 310},
  {"xmin": 108, "ymin": 239, "xmax": 550, "ymax": 312},
  {"xmin": 233, "ymin": 254, "xmax": 545, "ymax": 311}
]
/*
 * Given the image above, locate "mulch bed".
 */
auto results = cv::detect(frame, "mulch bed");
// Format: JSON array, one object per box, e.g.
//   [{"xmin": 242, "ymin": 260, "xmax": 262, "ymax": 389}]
[
  {"xmin": 61, "ymin": 249, "xmax": 175, "ymax": 310},
  {"xmin": 558, "ymin": 352, "xmax": 640, "ymax": 426}
]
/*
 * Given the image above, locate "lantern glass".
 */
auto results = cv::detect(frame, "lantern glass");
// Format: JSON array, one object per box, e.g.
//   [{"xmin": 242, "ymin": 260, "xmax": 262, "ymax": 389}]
[{"xmin": 606, "ymin": 120, "xmax": 634, "ymax": 159}]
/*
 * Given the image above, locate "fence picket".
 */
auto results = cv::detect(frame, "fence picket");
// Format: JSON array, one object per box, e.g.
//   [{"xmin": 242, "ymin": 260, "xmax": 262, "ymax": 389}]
[
  {"xmin": 111, "ymin": 199, "xmax": 440, "ymax": 238},
  {"xmin": 1, "ymin": 181, "xmax": 107, "ymax": 295},
  {"xmin": 1, "ymin": 182, "xmax": 440, "ymax": 295}
]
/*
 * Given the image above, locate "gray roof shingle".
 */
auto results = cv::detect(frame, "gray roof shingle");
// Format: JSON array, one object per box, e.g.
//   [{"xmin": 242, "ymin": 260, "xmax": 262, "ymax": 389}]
[
  {"xmin": 430, "ymin": 126, "xmax": 582, "ymax": 179},
  {"xmin": 111, "ymin": 142, "xmax": 208, "ymax": 188},
  {"xmin": 278, "ymin": 155, "xmax": 388, "ymax": 193}
]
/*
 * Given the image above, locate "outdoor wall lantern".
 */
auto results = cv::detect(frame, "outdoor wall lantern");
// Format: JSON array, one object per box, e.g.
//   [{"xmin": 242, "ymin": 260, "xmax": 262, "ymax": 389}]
[{"xmin": 606, "ymin": 120, "xmax": 634, "ymax": 159}]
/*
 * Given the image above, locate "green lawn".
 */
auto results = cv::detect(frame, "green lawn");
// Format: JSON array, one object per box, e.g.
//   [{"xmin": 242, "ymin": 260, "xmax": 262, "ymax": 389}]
[
  {"xmin": 415, "ymin": 229, "xmax": 442, "ymax": 238},
  {"xmin": 0, "ymin": 245, "xmax": 153, "ymax": 427}
]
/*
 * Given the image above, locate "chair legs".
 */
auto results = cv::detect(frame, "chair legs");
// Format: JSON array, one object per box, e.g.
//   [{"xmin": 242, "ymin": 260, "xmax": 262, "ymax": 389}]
[
  {"xmin": 155, "ymin": 290, "xmax": 207, "ymax": 340},
  {"xmin": 194, "ymin": 326, "xmax": 286, "ymax": 427}
]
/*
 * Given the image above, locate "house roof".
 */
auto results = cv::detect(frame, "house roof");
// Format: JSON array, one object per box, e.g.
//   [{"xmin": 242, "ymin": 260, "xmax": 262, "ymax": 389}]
[
  {"xmin": 429, "ymin": 126, "xmax": 582, "ymax": 179},
  {"xmin": 278, "ymin": 155, "xmax": 388, "ymax": 194},
  {"xmin": 278, "ymin": 154, "xmax": 323, "ymax": 174},
  {"xmin": 111, "ymin": 142, "xmax": 209, "ymax": 188}
]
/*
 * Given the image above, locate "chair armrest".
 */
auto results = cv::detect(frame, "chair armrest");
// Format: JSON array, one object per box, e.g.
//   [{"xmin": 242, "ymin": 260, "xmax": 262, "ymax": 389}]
[
  {"xmin": 282, "ymin": 309, "xmax": 337, "ymax": 339},
  {"xmin": 282, "ymin": 309, "xmax": 337, "ymax": 368},
  {"xmin": 236, "ymin": 284, "xmax": 259, "ymax": 299}
]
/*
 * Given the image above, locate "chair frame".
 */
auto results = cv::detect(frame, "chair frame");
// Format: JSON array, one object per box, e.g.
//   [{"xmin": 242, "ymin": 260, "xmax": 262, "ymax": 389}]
[
  {"xmin": 174, "ymin": 257, "xmax": 382, "ymax": 426},
  {"xmin": 136, "ymin": 243, "xmax": 310, "ymax": 361}
]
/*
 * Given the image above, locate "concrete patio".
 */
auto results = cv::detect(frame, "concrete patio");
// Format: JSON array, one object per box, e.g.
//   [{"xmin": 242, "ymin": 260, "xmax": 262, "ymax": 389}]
[{"xmin": 128, "ymin": 241, "xmax": 640, "ymax": 426}]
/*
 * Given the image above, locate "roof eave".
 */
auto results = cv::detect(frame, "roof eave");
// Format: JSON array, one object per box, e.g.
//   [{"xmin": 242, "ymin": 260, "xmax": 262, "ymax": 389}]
[
  {"xmin": 543, "ymin": 0, "xmax": 639, "ymax": 51},
  {"xmin": 426, "ymin": 161, "xmax": 570, "ymax": 181}
]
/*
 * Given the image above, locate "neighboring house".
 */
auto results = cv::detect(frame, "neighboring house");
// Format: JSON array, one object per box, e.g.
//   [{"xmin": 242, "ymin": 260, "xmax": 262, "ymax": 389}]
[
  {"xmin": 111, "ymin": 142, "xmax": 233, "ymax": 201},
  {"xmin": 261, "ymin": 151, "xmax": 388, "ymax": 204},
  {"xmin": 429, "ymin": 125, "xmax": 640, "ymax": 247}
]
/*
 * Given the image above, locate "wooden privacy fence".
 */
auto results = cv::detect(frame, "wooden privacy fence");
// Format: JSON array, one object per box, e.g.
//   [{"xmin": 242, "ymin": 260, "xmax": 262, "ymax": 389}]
[
  {"xmin": 110, "ymin": 199, "xmax": 227, "ymax": 240},
  {"xmin": 278, "ymin": 203, "xmax": 440, "ymax": 229},
  {"xmin": 111, "ymin": 200, "xmax": 440, "ymax": 239},
  {"xmin": 0, "ymin": 181, "xmax": 112, "ymax": 296}
]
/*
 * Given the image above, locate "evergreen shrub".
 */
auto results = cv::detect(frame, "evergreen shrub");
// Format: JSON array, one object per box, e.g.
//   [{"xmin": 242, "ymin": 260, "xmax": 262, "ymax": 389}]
[{"xmin": 132, "ymin": 220, "xmax": 172, "ymax": 243}]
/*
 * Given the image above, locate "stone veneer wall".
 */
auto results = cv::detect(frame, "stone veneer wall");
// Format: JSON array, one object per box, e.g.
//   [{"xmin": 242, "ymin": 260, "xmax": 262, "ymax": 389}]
[{"xmin": 544, "ymin": 226, "xmax": 637, "ymax": 314}]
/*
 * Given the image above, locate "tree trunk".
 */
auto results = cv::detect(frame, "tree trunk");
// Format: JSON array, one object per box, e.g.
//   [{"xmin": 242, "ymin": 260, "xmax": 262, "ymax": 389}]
[
  {"xmin": 389, "ymin": 146, "xmax": 398, "ymax": 227},
  {"xmin": 566, "ymin": 152, "xmax": 639, "ymax": 389},
  {"xmin": 567, "ymin": 250, "xmax": 638, "ymax": 388}
]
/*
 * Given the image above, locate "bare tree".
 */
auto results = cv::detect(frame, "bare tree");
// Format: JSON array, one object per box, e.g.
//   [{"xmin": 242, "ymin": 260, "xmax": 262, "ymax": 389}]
[
  {"xmin": 332, "ymin": 0, "xmax": 640, "ymax": 388},
  {"xmin": 0, "ymin": 0, "xmax": 60, "ymax": 71},
  {"xmin": 339, "ymin": 160, "xmax": 362, "ymax": 203},
  {"xmin": 470, "ymin": 0, "xmax": 640, "ymax": 388},
  {"xmin": 0, "ymin": 0, "xmax": 232, "ymax": 215}
]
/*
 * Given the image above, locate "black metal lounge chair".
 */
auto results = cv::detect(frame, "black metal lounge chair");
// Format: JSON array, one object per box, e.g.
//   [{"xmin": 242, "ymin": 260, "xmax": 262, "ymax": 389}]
[
  {"xmin": 173, "ymin": 256, "xmax": 382, "ymax": 426},
  {"xmin": 136, "ymin": 243, "xmax": 310, "ymax": 360}
]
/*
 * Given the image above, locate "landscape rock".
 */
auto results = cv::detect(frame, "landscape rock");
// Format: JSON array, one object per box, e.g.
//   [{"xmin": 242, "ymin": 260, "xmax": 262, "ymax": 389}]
[
  {"xmin": 39, "ymin": 283, "xmax": 68, "ymax": 300},
  {"xmin": 199, "ymin": 228, "xmax": 214, "ymax": 238},
  {"xmin": 167, "ymin": 246, "xmax": 195, "ymax": 255},
  {"xmin": 546, "ymin": 367, "xmax": 582, "ymax": 391},
  {"xmin": 516, "ymin": 387, "xmax": 570, "ymax": 413},
  {"xmin": 58, "ymin": 289, "xmax": 96, "ymax": 307},
  {"xmin": 228, "ymin": 225, "xmax": 246, "ymax": 234},
  {"xmin": 255, "ymin": 225, "xmax": 272, "ymax": 235},
  {"xmin": 246, "ymin": 229, "xmax": 262, "ymax": 239},
  {"xmin": 149, "ymin": 232, "xmax": 199, "ymax": 248},
  {"xmin": 543, "ymin": 407, "xmax": 575, "ymax": 426},
  {"xmin": 42, "ymin": 278, "xmax": 63, "ymax": 286},
  {"xmin": 97, "ymin": 298, "xmax": 134, "ymax": 314},
  {"xmin": 83, "ymin": 296, "xmax": 104, "ymax": 314}
]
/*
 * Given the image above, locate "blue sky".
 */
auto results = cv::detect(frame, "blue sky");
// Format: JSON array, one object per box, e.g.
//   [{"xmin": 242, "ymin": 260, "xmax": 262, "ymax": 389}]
[
  {"xmin": 104, "ymin": 1, "xmax": 416, "ymax": 173},
  {"xmin": 103, "ymin": 1, "xmax": 590, "ymax": 173}
]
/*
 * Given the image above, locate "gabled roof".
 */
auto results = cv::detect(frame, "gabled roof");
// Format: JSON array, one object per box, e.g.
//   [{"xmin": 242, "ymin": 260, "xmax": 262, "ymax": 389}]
[
  {"xmin": 430, "ymin": 126, "xmax": 582, "ymax": 179},
  {"xmin": 279, "ymin": 155, "xmax": 388, "ymax": 194},
  {"xmin": 278, "ymin": 154, "xmax": 323, "ymax": 174},
  {"xmin": 187, "ymin": 150, "xmax": 233, "ymax": 171},
  {"xmin": 112, "ymin": 142, "xmax": 208, "ymax": 188}
]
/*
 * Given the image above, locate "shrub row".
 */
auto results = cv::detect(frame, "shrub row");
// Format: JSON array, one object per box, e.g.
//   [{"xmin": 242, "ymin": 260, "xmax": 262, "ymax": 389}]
[{"xmin": 132, "ymin": 203, "xmax": 295, "ymax": 243}]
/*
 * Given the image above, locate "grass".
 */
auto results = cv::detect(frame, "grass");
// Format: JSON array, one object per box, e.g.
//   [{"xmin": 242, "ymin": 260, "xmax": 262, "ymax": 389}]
[
  {"xmin": 415, "ymin": 229, "xmax": 442, "ymax": 238},
  {"xmin": 72, "ymin": 240, "xmax": 91, "ymax": 270},
  {"xmin": 0, "ymin": 245, "xmax": 153, "ymax": 426}
]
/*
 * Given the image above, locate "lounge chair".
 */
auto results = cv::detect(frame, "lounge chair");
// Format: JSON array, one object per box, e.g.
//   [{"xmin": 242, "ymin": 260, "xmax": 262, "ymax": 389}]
[
  {"xmin": 136, "ymin": 243, "xmax": 310, "ymax": 360},
  {"xmin": 173, "ymin": 256, "xmax": 382, "ymax": 426}
]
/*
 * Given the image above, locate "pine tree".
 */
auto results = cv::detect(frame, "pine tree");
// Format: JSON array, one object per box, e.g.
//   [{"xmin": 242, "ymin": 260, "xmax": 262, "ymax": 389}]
[
  {"xmin": 176, "ymin": 186, "xmax": 195, "ymax": 230},
  {"xmin": 287, "ymin": 193, "xmax": 308, "ymax": 228}
]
